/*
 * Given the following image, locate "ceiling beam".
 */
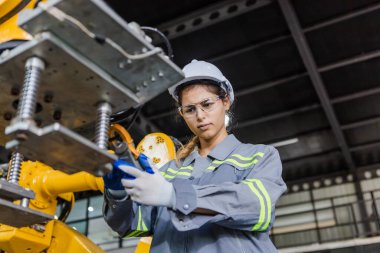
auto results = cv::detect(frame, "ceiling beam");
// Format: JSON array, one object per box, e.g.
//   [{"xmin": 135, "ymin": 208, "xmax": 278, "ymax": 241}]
[
  {"xmin": 207, "ymin": 2, "xmax": 380, "ymax": 63},
  {"xmin": 147, "ymin": 47, "xmax": 380, "ymax": 120},
  {"xmin": 330, "ymin": 86, "xmax": 380, "ymax": 104},
  {"xmin": 157, "ymin": 0, "xmax": 272, "ymax": 40},
  {"xmin": 235, "ymin": 103, "xmax": 320, "ymax": 129},
  {"xmin": 281, "ymin": 139, "xmax": 380, "ymax": 163},
  {"xmin": 349, "ymin": 141, "xmax": 380, "ymax": 152},
  {"xmin": 278, "ymin": 0, "xmax": 356, "ymax": 171},
  {"xmin": 341, "ymin": 116, "xmax": 380, "ymax": 130}
]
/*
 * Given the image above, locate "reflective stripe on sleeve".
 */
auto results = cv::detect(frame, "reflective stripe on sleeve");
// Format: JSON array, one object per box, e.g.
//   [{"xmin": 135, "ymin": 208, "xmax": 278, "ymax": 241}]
[
  {"xmin": 160, "ymin": 166, "xmax": 193, "ymax": 179},
  {"xmin": 243, "ymin": 178, "xmax": 272, "ymax": 231},
  {"xmin": 242, "ymin": 180, "xmax": 266, "ymax": 231},
  {"xmin": 125, "ymin": 206, "xmax": 148, "ymax": 238}
]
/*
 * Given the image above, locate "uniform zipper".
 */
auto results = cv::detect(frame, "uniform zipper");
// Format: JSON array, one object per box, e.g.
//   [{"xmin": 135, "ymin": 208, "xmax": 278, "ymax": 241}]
[{"xmin": 233, "ymin": 230, "xmax": 246, "ymax": 253}]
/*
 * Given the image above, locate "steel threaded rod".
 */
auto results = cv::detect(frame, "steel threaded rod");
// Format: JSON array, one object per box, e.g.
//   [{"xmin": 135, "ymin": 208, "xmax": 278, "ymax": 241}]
[
  {"xmin": 8, "ymin": 57, "xmax": 44, "ymax": 185},
  {"xmin": 8, "ymin": 152, "xmax": 24, "ymax": 184},
  {"xmin": 95, "ymin": 102, "xmax": 112, "ymax": 150},
  {"xmin": 17, "ymin": 57, "xmax": 45, "ymax": 120}
]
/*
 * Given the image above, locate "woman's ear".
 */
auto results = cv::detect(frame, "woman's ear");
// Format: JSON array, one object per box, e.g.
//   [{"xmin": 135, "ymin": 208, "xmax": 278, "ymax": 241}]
[{"xmin": 223, "ymin": 97, "xmax": 231, "ymax": 111}]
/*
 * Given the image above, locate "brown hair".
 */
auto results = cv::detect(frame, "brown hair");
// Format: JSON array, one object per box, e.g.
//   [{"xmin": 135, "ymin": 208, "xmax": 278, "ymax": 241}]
[{"xmin": 175, "ymin": 82, "xmax": 229, "ymax": 164}]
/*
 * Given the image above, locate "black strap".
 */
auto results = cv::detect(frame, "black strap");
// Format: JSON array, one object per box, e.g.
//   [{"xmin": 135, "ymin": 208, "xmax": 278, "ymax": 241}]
[{"xmin": 0, "ymin": 0, "xmax": 32, "ymax": 25}]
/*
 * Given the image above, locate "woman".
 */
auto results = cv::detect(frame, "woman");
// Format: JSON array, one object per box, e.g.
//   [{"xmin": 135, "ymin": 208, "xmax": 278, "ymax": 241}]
[{"xmin": 103, "ymin": 60, "xmax": 287, "ymax": 252}]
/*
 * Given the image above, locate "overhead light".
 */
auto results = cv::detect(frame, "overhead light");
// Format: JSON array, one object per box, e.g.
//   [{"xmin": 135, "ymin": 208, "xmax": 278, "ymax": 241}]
[
  {"xmin": 270, "ymin": 138, "xmax": 299, "ymax": 148},
  {"xmin": 88, "ymin": 206, "xmax": 94, "ymax": 212}
]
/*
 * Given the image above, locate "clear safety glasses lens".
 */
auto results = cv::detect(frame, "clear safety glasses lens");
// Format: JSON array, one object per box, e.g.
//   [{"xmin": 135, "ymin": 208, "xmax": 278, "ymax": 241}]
[{"xmin": 178, "ymin": 96, "xmax": 223, "ymax": 118}]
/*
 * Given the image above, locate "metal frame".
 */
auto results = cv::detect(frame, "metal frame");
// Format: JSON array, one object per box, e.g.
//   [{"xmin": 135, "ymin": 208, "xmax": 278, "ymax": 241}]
[
  {"xmin": 277, "ymin": 0, "xmax": 371, "ymax": 228},
  {"xmin": 156, "ymin": 0, "xmax": 272, "ymax": 40},
  {"xmin": 147, "ymin": 47, "xmax": 380, "ymax": 120},
  {"xmin": 147, "ymin": 0, "xmax": 380, "ymax": 119},
  {"xmin": 207, "ymin": 1, "xmax": 380, "ymax": 62},
  {"xmin": 144, "ymin": 0, "xmax": 380, "ymax": 171}
]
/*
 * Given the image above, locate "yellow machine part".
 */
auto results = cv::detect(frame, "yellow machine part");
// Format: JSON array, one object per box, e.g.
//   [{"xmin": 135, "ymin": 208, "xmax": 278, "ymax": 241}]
[
  {"xmin": 0, "ymin": 124, "xmax": 176, "ymax": 253},
  {"xmin": 18, "ymin": 161, "xmax": 104, "ymax": 215},
  {"xmin": 0, "ymin": 161, "xmax": 106, "ymax": 252},
  {"xmin": 0, "ymin": 0, "xmax": 46, "ymax": 43},
  {"xmin": 47, "ymin": 220, "xmax": 105, "ymax": 253},
  {"xmin": 136, "ymin": 132, "xmax": 176, "ymax": 168},
  {"xmin": 0, "ymin": 220, "xmax": 105, "ymax": 253},
  {"xmin": 110, "ymin": 124, "xmax": 140, "ymax": 158},
  {"xmin": 135, "ymin": 237, "xmax": 152, "ymax": 253},
  {"xmin": 0, "ymin": 220, "xmax": 54, "ymax": 253},
  {"xmin": 133, "ymin": 132, "xmax": 177, "ymax": 253}
]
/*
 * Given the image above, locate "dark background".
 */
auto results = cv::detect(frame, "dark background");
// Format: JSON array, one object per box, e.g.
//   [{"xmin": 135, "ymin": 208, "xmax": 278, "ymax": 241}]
[{"xmin": 104, "ymin": 0, "xmax": 380, "ymax": 184}]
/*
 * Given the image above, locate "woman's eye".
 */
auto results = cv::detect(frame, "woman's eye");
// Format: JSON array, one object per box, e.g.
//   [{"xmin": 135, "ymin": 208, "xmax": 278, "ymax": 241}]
[
  {"xmin": 201, "ymin": 102, "xmax": 214, "ymax": 108},
  {"xmin": 184, "ymin": 106, "xmax": 196, "ymax": 113}
]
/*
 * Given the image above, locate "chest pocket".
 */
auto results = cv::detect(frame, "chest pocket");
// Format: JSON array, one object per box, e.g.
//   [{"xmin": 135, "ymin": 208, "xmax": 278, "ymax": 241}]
[
  {"xmin": 198, "ymin": 152, "xmax": 265, "ymax": 185},
  {"xmin": 198, "ymin": 162, "xmax": 247, "ymax": 185}
]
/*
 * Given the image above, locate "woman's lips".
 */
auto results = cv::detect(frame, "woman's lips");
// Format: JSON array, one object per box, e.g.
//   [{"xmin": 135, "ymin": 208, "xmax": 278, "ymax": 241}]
[{"xmin": 198, "ymin": 123, "xmax": 211, "ymax": 131}]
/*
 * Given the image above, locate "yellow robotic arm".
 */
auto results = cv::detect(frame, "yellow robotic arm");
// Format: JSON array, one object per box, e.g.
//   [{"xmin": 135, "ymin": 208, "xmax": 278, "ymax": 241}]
[{"xmin": 0, "ymin": 124, "xmax": 176, "ymax": 253}]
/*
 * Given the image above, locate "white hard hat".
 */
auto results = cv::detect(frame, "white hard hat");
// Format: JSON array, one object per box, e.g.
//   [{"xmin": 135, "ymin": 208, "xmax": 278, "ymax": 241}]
[{"xmin": 168, "ymin": 60, "xmax": 234, "ymax": 104}]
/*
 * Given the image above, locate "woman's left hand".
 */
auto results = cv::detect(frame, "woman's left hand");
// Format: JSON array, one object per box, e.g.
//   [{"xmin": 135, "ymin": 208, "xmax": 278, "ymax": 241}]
[{"xmin": 120, "ymin": 161, "xmax": 175, "ymax": 208}]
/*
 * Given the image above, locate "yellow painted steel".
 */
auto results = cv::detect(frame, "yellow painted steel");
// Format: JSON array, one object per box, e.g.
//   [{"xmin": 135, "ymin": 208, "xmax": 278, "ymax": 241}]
[
  {"xmin": 0, "ymin": 0, "xmax": 47, "ymax": 43},
  {"xmin": 0, "ymin": 119, "xmax": 175, "ymax": 252},
  {"xmin": 135, "ymin": 237, "xmax": 152, "ymax": 253},
  {"xmin": 18, "ymin": 161, "xmax": 104, "ymax": 215},
  {"xmin": 0, "ymin": 220, "xmax": 105, "ymax": 253},
  {"xmin": 0, "ymin": 220, "xmax": 54, "ymax": 253},
  {"xmin": 0, "ymin": 161, "xmax": 105, "ymax": 252},
  {"xmin": 47, "ymin": 220, "xmax": 105, "ymax": 253}
]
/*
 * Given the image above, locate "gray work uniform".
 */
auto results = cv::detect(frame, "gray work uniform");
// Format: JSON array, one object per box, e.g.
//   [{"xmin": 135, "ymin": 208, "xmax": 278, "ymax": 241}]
[{"xmin": 103, "ymin": 134, "xmax": 287, "ymax": 252}]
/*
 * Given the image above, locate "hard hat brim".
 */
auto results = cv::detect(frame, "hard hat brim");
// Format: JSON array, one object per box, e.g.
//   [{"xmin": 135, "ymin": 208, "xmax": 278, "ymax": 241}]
[{"xmin": 168, "ymin": 75, "xmax": 225, "ymax": 101}]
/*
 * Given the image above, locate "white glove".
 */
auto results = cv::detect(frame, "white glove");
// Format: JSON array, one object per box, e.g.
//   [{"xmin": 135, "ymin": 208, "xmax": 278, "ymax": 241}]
[{"xmin": 120, "ymin": 161, "xmax": 175, "ymax": 208}]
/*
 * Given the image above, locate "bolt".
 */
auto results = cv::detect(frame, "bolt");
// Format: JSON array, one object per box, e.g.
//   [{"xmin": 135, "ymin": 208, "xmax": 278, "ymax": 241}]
[
  {"xmin": 35, "ymin": 119, "xmax": 42, "ymax": 126},
  {"xmin": 44, "ymin": 93, "xmax": 53, "ymax": 103},
  {"xmin": 53, "ymin": 110, "xmax": 62, "ymax": 121},
  {"xmin": 3, "ymin": 112, "xmax": 12, "ymax": 121},
  {"xmin": 11, "ymin": 87, "xmax": 20, "ymax": 96}
]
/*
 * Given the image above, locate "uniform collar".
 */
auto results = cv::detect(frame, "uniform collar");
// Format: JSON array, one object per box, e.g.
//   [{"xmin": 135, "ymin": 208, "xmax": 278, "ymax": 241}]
[
  {"xmin": 181, "ymin": 134, "xmax": 241, "ymax": 166},
  {"xmin": 208, "ymin": 134, "xmax": 241, "ymax": 161},
  {"xmin": 182, "ymin": 150, "xmax": 199, "ymax": 167}
]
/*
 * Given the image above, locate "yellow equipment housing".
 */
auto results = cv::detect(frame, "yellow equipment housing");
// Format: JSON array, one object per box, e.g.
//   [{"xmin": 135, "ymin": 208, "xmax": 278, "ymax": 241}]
[
  {"xmin": 0, "ymin": 124, "xmax": 176, "ymax": 252},
  {"xmin": 0, "ymin": 160, "xmax": 106, "ymax": 253},
  {"xmin": 0, "ymin": 0, "xmax": 46, "ymax": 43}
]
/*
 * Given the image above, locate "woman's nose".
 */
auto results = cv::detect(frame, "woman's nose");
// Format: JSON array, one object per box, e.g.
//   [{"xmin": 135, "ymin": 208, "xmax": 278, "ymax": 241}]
[{"xmin": 195, "ymin": 105, "xmax": 206, "ymax": 119}]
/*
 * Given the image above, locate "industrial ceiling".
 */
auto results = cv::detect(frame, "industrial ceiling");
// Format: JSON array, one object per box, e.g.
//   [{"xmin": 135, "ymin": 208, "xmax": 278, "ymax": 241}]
[{"xmin": 104, "ymin": 0, "xmax": 380, "ymax": 183}]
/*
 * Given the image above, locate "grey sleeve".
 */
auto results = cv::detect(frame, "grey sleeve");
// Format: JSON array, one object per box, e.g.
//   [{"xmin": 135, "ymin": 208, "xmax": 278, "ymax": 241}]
[
  {"xmin": 169, "ymin": 146, "xmax": 287, "ymax": 232},
  {"xmin": 103, "ymin": 161, "xmax": 174, "ymax": 237},
  {"xmin": 103, "ymin": 190, "xmax": 157, "ymax": 237}
]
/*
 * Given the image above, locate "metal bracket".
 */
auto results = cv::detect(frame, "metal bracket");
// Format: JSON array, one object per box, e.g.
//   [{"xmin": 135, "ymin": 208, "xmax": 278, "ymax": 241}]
[
  {"xmin": 0, "ymin": 198, "xmax": 53, "ymax": 228},
  {"xmin": 5, "ymin": 122, "xmax": 117, "ymax": 174},
  {"xmin": 0, "ymin": 179, "xmax": 35, "ymax": 201}
]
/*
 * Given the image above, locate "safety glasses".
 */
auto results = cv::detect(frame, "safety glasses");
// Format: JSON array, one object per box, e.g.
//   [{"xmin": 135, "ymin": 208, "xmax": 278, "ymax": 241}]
[{"xmin": 178, "ymin": 96, "xmax": 224, "ymax": 118}]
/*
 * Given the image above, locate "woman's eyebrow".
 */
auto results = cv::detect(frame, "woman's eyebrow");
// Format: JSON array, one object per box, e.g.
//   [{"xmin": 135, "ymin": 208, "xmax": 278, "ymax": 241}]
[{"xmin": 183, "ymin": 97, "xmax": 212, "ymax": 107}]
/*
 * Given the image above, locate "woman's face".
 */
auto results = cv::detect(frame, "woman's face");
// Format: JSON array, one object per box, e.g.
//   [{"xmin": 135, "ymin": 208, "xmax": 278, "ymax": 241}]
[{"xmin": 180, "ymin": 84, "xmax": 230, "ymax": 141}]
